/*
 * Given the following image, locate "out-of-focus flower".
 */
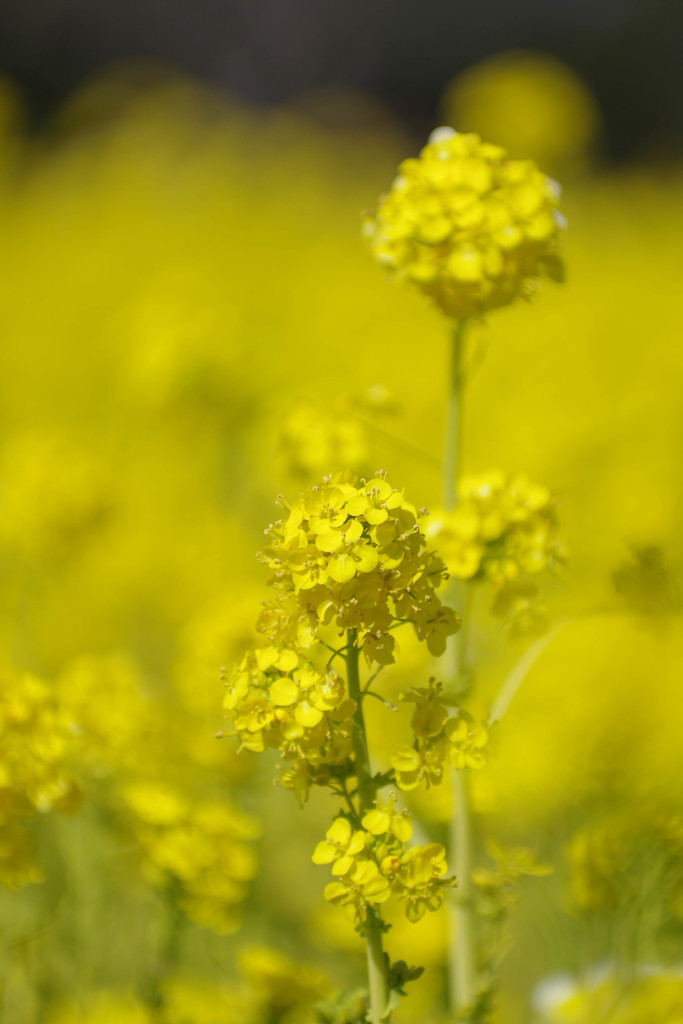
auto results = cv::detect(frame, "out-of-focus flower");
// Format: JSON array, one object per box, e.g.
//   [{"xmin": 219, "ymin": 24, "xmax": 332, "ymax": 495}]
[
  {"xmin": 238, "ymin": 945, "xmax": 330, "ymax": 1022},
  {"xmin": 0, "ymin": 672, "xmax": 80, "ymax": 814},
  {"xmin": 47, "ymin": 991, "xmax": 154, "ymax": 1024},
  {"xmin": 119, "ymin": 780, "xmax": 260, "ymax": 934},
  {"xmin": 567, "ymin": 812, "xmax": 683, "ymax": 921},
  {"xmin": 161, "ymin": 978, "xmax": 244, "ymax": 1024},
  {"xmin": 279, "ymin": 399, "xmax": 369, "ymax": 480},
  {"xmin": 391, "ymin": 681, "xmax": 488, "ymax": 791},
  {"xmin": 532, "ymin": 965, "xmax": 683, "ymax": 1023},
  {"xmin": 0, "ymin": 431, "xmax": 113, "ymax": 562},
  {"xmin": 58, "ymin": 653, "xmax": 152, "ymax": 776},
  {"xmin": 613, "ymin": 544, "xmax": 681, "ymax": 620},
  {"xmin": 441, "ymin": 52, "xmax": 601, "ymax": 170},
  {"xmin": 0, "ymin": 671, "xmax": 81, "ymax": 888},
  {"xmin": 426, "ymin": 470, "xmax": 564, "ymax": 632},
  {"xmin": 364, "ymin": 127, "xmax": 565, "ymax": 319}
]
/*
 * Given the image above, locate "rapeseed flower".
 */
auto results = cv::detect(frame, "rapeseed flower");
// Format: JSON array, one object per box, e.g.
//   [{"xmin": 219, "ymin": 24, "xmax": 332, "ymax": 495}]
[
  {"xmin": 390, "ymin": 681, "xmax": 488, "ymax": 791},
  {"xmin": 120, "ymin": 780, "xmax": 259, "ymax": 934},
  {"xmin": 365, "ymin": 127, "xmax": 565, "ymax": 319},
  {"xmin": 314, "ymin": 803, "xmax": 454, "ymax": 927},
  {"xmin": 426, "ymin": 469, "xmax": 564, "ymax": 631},
  {"xmin": 223, "ymin": 472, "xmax": 459, "ymax": 796}
]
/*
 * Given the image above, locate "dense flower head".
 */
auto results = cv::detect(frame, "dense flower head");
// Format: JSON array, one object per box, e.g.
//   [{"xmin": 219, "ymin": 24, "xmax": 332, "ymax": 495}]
[
  {"xmin": 391, "ymin": 680, "xmax": 488, "ymax": 791},
  {"xmin": 364, "ymin": 126, "xmax": 565, "ymax": 319},
  {"xmin": 426, "ymin": 470, "xmax": 564, "ymax": 630},
  {"xmin": 223, "ymin": 471, "xmax": 459, "ymax": 795},
  {"xmin": 120, "ymin": 780, "xmax": 260, "ymax": 934},
  {"xmin": 259, "ymin": 470, "xmax": 458, "ymax": 662},
  {"xmin": 314, "ymin": 802, "xmax": 454, "ymax": 928}
]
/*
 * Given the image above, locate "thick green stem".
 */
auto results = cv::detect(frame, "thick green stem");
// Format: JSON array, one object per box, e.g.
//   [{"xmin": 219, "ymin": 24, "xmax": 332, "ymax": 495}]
[
  {"xmin": 443, "ymin": 319, "xmax": 477, "ymax": 1020},
  {"xmin": 346, "ymin": 629, "xmax": 389, "ymax": 1024}
]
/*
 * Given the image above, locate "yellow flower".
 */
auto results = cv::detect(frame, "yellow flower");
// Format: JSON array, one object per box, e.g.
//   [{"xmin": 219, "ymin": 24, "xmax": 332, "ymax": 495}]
[
  {"xmin": 365, "ymin": 127, "xmax": 565, "ymax": 319},
  {"xmin": 324, "ymin": 858, "xmax": 392, "ymax": 924},
  {"xmin": 362, "ymin": 793, "xmax": 413, "ymax": 843},
  {"xmin": 444, "ymin": 712, "xmax": 489, "ymax": 770},
  {"xmin": 312, "ymin": 817, "xmax": 367, "ymax": 875},
  {"xmin": 426, "ymin": 470, "xmax": 564, "ymax": 631},
  {"xmin": 390, "ymin": 843, "xmax": 455, "ymax": 922},
  {"xmin": 391, "ymin": 682, "xmax": 488, "ymax": 789},
  {"xmin": 120, "ymin": 781, "xmax": 259, "ymax": 935},
  {"xmin": 391, "ymin": 743, "xmax": 446, "ymax": 792}
]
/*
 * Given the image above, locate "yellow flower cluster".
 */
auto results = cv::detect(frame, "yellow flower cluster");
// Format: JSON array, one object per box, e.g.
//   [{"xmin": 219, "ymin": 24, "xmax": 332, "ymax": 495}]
[
  {"xmin": 426, "ymin": 470, "xmax": 564, "ymax": 627},
  {"xmin": 313, "ymin": 799, "xmax": 454, "ymax": 925},
  {"xmin": 261, "ymin": 471, "xmax": 457, "ymax": 661},
  {"xmin": 58, "ymin": 654, "xmax": 153, "ymax": 776},
  {"xmin": 0, "ymin": 673, "xmax": 80, "ymax": 814},
  {"xmin": 0, "ymin": 672, "xmax": 80, "ymax": 888},
  {"xmin": 390, "ymin": 681, "xmax": 488, "ymax": 791},
  {"xmin": 223, "ymin": 472, "xmax": 458, "ymax": 793},
  {"xmin": 364, "ymin": 126, "xmax": 565, "ymax": 319},
  {"xmin": 120, "ymin": 780, "xmax": 260, "ymax": 934}
]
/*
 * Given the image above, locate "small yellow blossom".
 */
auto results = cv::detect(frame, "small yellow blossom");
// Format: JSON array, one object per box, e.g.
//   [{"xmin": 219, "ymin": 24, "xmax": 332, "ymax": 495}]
[
  {"xmin": 312, "ymin": 817, "xmax": 367, "ymax": 875},
  {"xmin": 365, "ymin": 127, "xmax": 565, "ymax": 319},
  {"xmin": 444, "ymin": 711, "xmax": 489, "ymax": 769},
  {"xmin": 324, "ymin": 858, "xmax": 392, "ymax": 923},
  {"xmin": 362, "ymin": 793, "xmax": 413, "ymax": 843},
  {"xmin": 391, "ymin": 843, "xmax": 453, "ymax": 922}
]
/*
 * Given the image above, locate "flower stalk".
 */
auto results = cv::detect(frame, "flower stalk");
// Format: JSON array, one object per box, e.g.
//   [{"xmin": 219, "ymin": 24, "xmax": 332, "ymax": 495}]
[
  {"xmin": 444, "ymin": 319, "xmax": 477, "ymax": 1020},
  {"xmin": 346, "ymin": 628, "xmax": 390, "ymax": 1024}
]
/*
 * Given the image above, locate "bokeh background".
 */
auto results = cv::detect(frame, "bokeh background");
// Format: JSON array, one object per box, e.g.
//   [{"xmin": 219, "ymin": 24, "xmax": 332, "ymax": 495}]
[{"xmin": 1, "ymin": 3, "xmax": 682, "ymax": 1023}]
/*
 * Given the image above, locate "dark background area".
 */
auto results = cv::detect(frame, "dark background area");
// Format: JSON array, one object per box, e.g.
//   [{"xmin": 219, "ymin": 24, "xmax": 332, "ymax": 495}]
[{"xmin": 0, "ymin": 0, "xmax": 681, "ymax": 161}]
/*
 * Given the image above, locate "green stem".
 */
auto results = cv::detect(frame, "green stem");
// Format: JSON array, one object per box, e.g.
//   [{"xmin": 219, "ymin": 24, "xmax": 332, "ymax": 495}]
[
  {"xmin": 444, "ymin": 319, "xmax": 466, "ymax": 509},
  {"xmin": 451, "ymin": 768, "xmax": 475, "ymax": 1020},
  {"xmin": 147, "ymin": 890, "xmax": 184, "ymax": 1009},
  {"xmin": 443, "ymin": 319, "xmax": 477, "ymax": 1020},
  {"xmin": 346, "ymin": 629, "xmax": 389, "ymax": 1024}
]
